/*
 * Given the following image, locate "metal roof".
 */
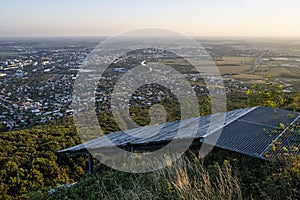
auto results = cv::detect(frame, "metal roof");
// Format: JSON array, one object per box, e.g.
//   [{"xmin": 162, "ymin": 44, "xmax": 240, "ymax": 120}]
[{"xmin": 59, "ymin": 107, "xmax": 300, "ymax": 160}]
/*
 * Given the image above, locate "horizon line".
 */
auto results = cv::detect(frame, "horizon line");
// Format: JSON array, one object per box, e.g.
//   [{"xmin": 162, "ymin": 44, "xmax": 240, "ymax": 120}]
[{"xmin": 1, "ymin": 35, "xmax": 300, "ymax": 40}]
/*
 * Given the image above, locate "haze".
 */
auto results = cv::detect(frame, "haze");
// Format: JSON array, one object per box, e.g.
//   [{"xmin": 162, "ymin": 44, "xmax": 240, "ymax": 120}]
[{"xmin": 1, "ymin": 0, "xmax": 300, "ymax": 37}]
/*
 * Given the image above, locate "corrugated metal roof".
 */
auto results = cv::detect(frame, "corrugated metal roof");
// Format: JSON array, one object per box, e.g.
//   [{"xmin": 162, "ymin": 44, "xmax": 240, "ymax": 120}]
[{"xmin": 59, "ymin": 107, "xmax": 300, "ymax": 160}]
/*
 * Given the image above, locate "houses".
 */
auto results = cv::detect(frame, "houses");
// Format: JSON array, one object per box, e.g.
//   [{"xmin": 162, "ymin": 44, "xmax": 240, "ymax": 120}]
[{"xmin": 0, "ymin": 44, "xmax": 90, "ymax": 131}]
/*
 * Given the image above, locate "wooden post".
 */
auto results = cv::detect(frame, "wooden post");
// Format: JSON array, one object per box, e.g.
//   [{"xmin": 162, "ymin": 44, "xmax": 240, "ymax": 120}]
[{"xmin": 88, "ymin": 153, "xmax": 93, "ymax": 173}]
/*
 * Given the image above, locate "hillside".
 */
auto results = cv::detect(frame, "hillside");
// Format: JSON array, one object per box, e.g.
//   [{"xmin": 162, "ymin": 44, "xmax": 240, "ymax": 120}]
[
  {"xmin": 30, "ymin": 149, "xmax": 300, "ymax": 200},
  {"xmin": 0, "ymin": 118, "xmax": 86, "ymax": 199},
  {"xmin": 1, "ymin": 79, "xmax": 299, "ymax": 199}
]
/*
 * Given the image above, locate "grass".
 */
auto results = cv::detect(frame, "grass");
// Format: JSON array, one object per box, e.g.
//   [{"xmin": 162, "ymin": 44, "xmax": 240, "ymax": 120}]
[
  {"xmin": 30, "ymin": 156, "xmax": 242, "ymax": 200},
  {"xmin": 28, "ymin": 147, "xmax": 300, "ymax": 200}
]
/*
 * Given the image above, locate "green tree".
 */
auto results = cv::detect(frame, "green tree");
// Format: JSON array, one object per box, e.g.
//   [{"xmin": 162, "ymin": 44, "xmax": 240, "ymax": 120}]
[{"xmin": 246, "ymin": 76, "xmax": 286, "ymax": 107}]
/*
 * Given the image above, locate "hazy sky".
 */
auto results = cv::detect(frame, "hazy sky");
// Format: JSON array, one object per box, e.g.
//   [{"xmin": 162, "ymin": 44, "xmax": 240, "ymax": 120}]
[{"xmin": 1, "ymin": 0, "xmax": 300, "ymax": 37}]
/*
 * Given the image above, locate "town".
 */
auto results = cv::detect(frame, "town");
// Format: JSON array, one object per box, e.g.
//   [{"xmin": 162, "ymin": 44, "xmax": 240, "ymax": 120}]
[{"xmin": 1, "ymin": 38, "xmax": 299, "ymax": 131}]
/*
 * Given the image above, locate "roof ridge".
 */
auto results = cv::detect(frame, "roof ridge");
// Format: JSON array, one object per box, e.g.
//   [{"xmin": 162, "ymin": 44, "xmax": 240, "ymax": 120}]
[{"xmin": 202, "ymin": 106, "xmax": 258, "ymax": 138}]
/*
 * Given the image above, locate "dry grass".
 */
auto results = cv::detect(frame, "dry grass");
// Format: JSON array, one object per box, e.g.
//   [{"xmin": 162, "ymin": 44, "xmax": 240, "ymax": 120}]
[
  {"xmin": 162, "ymin": 158, "xmax": 242, "ymax": 200},
  {"xmin": 40, "ymin": 156, "xmax": 242, "ymax": 200}
]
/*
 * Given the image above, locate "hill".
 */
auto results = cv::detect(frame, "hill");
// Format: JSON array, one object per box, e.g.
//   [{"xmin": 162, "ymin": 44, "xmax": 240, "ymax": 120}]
[
  {"xmin": 1, "ymin": 78, "xmax": 299, "ymax": 199},
  {"xmin": 0, "ymin": 118, "xmax": 86, "ymax": 199}
]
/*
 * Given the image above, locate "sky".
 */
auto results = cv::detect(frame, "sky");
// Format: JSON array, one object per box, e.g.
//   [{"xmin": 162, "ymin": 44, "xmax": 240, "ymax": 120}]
[{"xmin": 1, "ymin": 0, "xmax": 300, "ymax": 37}]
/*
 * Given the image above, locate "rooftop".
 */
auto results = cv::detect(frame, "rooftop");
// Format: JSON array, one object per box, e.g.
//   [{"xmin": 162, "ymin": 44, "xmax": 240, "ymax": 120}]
[{"xmin": 59, "ymin": 107, "xmax": 300, "ymax": 160}]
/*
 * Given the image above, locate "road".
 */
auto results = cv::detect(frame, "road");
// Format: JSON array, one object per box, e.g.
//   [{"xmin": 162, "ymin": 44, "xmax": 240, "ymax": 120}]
[{"xmin": 246, "ymin": 53, "xmax": 265, "ymax": 74}]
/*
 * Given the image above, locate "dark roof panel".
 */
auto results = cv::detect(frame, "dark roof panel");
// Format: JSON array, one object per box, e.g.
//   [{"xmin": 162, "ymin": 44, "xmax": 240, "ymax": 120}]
[{"xmin": 59, "ymin": 107, "xmax": 300, "ymax": 160}]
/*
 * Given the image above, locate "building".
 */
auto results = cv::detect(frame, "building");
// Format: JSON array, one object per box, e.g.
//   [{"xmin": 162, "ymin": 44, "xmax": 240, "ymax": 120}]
[{"xmin": 58, "ymin": 107, "xmax": 300, "ymax": 172}]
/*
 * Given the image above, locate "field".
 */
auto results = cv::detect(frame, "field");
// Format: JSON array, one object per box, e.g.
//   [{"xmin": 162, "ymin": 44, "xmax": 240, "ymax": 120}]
[
  {"xmin": 216, "ymin": 56, "xmax": 254, "ymax": 75},
  {"xmin": 150, "ymin": 55, "xmax": 300, "ymax": 92},
  {"xmin": 217, "ymin": 56, "xmax": 300, "ymax": 92}
]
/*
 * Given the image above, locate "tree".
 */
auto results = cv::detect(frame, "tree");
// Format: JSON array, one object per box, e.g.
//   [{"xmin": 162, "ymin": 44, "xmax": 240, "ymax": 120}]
[{"xmin": 246, "ymin": 76, "xmax": 286, "ymax": 108}]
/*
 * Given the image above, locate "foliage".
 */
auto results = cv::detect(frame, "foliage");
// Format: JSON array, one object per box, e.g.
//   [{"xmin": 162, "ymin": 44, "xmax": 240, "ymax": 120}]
[
  {"xmin": 32, "ymin": 156, "xmax": 242, "ymax": 200},
  {"xmin": 1, "ymin": 75, "xmax": 300, "ymax": 199},
  {"xmin": 29, "ymin": 151, "xmax": 300, "ymax": 200},
  {"xmin": 246, "ymin": 76, "xmax": 286, "ymax": 108},
  {"xmin": 205, "ymin": 148, "xmax": 300, "ymax": 200},
  {"xmin": 0, "ymin": 118, "xmax": 86, "ymax": 199},
  {"xmin": 286, "ymin": 93, "xmax": 300, "ymax": 111}
]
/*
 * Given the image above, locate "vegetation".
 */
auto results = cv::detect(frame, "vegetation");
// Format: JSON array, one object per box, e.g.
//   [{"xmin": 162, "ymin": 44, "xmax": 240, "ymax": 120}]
[
  {"xmin": 30, "ymin": 150, "xmax": 300, "ymax": 200},
  {"xmin": 0, "ymin": 76, "xmax": 299, "ymax": 199},
  {"xmin": 246, "ymin": 76, "xmax": 300, "ymax": 111},
  {"xmin": 32, "ymin": 156, "xmax": 242, "ymax": 200},
  {"xmin": 0, "ymin": 119, "xmax": 86, "ymax": 199},
  {"xmin": 246, "ymin": 76, "xmax": 286, "ymax": 108}
]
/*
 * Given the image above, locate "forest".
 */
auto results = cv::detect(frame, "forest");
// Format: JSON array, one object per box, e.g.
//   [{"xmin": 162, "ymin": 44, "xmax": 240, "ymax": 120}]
[{"xmin": 0, "ymin": 77, "xmax": 299, "ymax": 199}]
